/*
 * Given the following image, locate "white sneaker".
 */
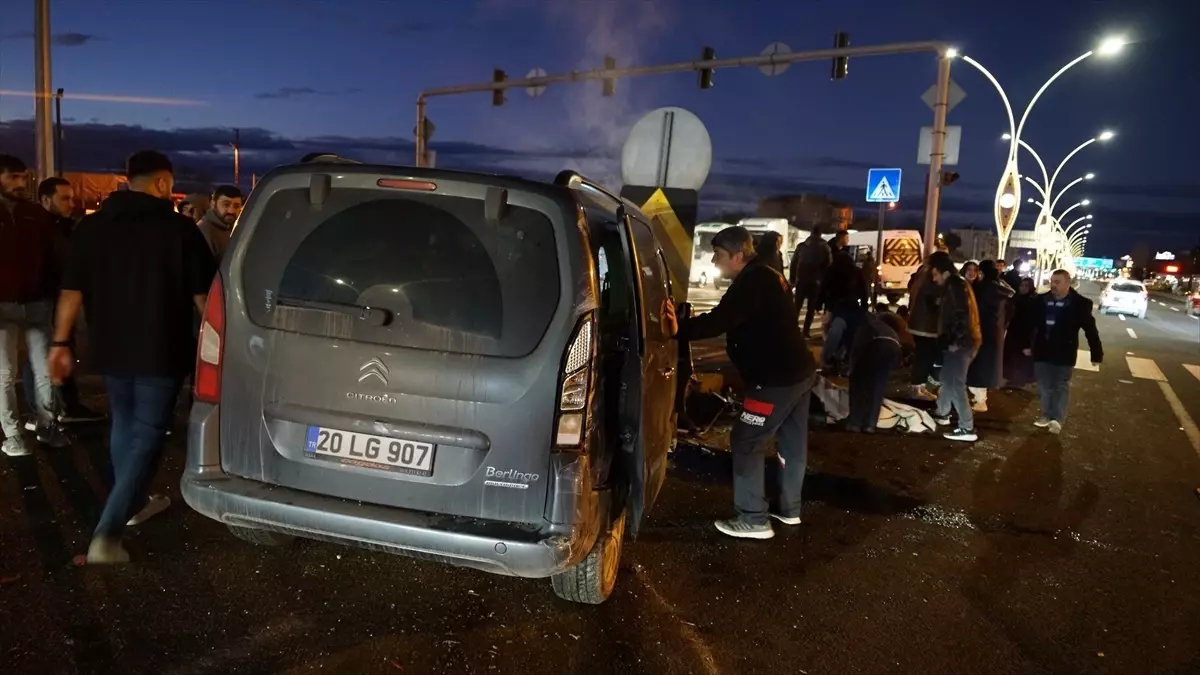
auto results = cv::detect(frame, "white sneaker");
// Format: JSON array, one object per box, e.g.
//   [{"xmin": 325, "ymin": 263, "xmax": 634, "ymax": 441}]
[
  {"xmin": 127, "ymin": 494, "xmax": 171, "ymax": 526},
  {"xmin": 1033, "ymin": 417, "xmax": 1051, "ymax": 428},
  {"xmin": 1047, "ymin": 421, "xmax": 1062, "ymax": 435},
  {"xmin": 2, "ymin": 437, "xmax": 31, "ymax": 457},
  {"xmin": 769, "ymin": 513, "xmax": 802, "ymax": 526},
  {"xmin": 714, "ymin": 518, "xmax": 775, "ymax": 540},
  {"xmin": 86, "ymin": 536, "xmax": 131, "ymax": 564}
]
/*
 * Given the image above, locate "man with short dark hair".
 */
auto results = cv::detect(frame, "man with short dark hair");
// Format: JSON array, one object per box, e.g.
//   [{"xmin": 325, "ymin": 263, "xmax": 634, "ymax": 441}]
[
  {"xmin": 663, "ymin": 226, "xmax": 817, "ymax": 540},
  {"xmin": 197, "ymin": 185, "xmax": 244, "ymax": 259},
  {"xmin": 1031, "ymin": 269, "xmax": 1102, "ymax": 434},
  {"xmin": 0, "ymin": 155, "xmax": 67, "ymax": 456},
  {"xmin": 48, "ymin": 150, "xmax": 216, "ymax": 563},
  {"xmin": 789, "ymin": 225, "xmax": 832, "ymax": 338},
  {"xmin": 21, "ymin": 177, "xmax": 104, "ymax": 425},
  {"xmin": 927, "ymin": 251, "xmax": 982, "ymax": 442}
]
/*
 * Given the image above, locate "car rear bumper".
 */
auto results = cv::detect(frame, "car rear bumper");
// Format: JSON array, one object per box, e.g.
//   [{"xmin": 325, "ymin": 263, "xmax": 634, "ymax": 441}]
[{"xmin": 182, "ymin": 404, "xmax": 602, "ymax": 579}]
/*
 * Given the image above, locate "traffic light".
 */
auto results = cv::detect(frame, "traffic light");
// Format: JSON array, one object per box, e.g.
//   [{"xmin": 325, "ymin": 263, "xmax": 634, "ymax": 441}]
[
  {"xmin": 941, "ymin": 171, "xmax": 960, "ymax": 187},
  {"xmin": 831, "ymin": 31, "xmax": 850, "ymax": 80},
  {"xmin": 492, "ymin": 69, "xmax": 507, "ymax": 107},
  {"xmin": 699, "ymin": 46, "xmax": 715, "ymax": 89},
  {"xmin": 602, "ymin": 55, "xmax": 616, "ymax": 97}
]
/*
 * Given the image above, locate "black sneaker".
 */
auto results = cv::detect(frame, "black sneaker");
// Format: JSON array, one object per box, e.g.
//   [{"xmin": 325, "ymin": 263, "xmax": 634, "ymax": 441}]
[
  {"xmin": 36, "ymin": 424, "xmax": 71, "ymax": 449},
  {"xmin": 58, "ymin": 406, "xmax": 106, "ymax": 424},
  {"xmin": 943, "ymin": 427, "xmax": 978, "ymax": 442}
]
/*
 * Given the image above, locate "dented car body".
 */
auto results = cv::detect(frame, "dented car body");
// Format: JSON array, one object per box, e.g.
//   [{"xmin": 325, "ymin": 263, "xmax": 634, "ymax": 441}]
[{"xmin": 182, "ymin": 160, "xmax": 677, "ymax": 604}]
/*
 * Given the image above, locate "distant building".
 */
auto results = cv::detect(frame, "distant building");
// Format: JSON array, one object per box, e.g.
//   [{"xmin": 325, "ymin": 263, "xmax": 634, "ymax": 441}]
[
  {"xmin": 757, "ymin": 194, "xmax": 853, "ymax": 232},
  {"xmin": 949, "ymin": 227, "xmax": 1038, "ymax": 262}
]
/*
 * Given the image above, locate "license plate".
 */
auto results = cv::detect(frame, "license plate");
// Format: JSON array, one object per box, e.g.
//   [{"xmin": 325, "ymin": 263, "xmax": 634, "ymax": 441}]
[{"xmin": 304, "ymin": 427, "xmax": 435, "ymax": 476}]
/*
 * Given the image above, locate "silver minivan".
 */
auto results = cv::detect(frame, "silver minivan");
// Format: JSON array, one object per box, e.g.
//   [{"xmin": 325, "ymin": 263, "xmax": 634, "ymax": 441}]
[{"xmin": 182, "ymin": 159, "xmax": 678, "ymax": 604}]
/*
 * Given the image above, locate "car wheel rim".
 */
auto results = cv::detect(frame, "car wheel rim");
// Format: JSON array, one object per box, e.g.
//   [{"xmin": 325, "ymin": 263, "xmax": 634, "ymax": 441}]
[{"xmin": 601, "ymin": 513, "xmax": 626, "ymax": 593}]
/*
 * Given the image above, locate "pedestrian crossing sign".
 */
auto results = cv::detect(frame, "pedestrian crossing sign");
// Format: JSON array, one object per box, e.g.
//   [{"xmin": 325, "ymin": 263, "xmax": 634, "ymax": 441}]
[{"xmin": 866, "ymin": 168, "xmax": 902, "ymax": 203}]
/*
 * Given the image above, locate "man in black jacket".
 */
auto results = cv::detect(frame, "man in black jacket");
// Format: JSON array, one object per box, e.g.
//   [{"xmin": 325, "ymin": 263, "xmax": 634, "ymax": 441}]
[
  {"xmin": 789, "ymin": 226, "xmax": 832, "ymax": 338},
  {"xmin": 928, "ymin": 252, "xmax": 982, "ymax": 442},
  {"xmin": 664, "ymin": 226, "xmax": 817, "ymax": 540},
  {"xmin": 48, "ymin": 150, "xmax": 216, "ymax": 563},
  {"xmin": 1031, "ymin": 270, "xmax": 1102, "ymax": 434}
]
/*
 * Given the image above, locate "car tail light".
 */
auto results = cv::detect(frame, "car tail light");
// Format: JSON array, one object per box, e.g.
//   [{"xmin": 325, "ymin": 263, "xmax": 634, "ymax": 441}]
[
  {"xmin": 555, "ymin": 314, "xmax": 595, "ymax": 448},
  {"xmin": 194, "ymin": 274, "xmax": 226, "ymax": 404},
  {"xmin": 376, "ymin": 178, "xmax": 437, "ymax": 191}
]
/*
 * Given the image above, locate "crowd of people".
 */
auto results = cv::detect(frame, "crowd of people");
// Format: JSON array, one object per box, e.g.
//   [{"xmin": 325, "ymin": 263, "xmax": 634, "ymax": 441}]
[{"xmin": 1, "ymin": 150, "xmax": 242, "ymax": 563}]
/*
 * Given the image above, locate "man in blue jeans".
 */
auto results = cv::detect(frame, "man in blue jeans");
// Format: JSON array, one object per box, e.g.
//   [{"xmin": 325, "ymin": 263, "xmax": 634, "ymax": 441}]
[
  {"xmin": 48, "ymin": 150, "xmax": 215, "ymax": 563},
  {"xmin": 1031, "ymin": 270, "xmax": 1103, "ymax": 434},
  {"xmin": 927, "ymin": 252, "xmax": 982, "ymax": 442}
]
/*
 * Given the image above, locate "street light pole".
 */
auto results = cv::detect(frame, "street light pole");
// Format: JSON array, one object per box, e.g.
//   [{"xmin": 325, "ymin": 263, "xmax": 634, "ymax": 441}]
[
  {"xmin": 954, "ymin": 35, "xmax": 1126, "ymax": 259},
  {"xmin": 33, "ymin": 0, "xmax": 55, "ymax": 181}
]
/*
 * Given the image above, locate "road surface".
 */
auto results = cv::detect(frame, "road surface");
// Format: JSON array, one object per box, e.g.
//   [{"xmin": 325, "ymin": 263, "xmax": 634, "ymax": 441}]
[{"xmin": 1, "ymin": 282, "xmax": 1198, "ymax": 675}]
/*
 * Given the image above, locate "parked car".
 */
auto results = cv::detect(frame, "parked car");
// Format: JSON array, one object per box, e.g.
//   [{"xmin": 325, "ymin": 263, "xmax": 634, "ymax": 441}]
[
  {"xmin": 182, "ymin": 159, "xmax": 678, "ymax": 604},
  {"xmin": 1098, "ymin": 279, "xmax": 1148, "ymax": 319}
]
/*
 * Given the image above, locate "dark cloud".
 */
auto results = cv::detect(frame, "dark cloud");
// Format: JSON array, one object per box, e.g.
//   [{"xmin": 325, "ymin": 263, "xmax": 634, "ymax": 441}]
[
  {"xmin": 3, "ymin": 31, "xmax": 101, "ymax": 46},
  {"xmin": 1, "ymin": 118, "xmax": 1191, "ymax": 252},
  {"xmin": 253, "ymin": 86, "xmax": 363, "ymax": 100}
]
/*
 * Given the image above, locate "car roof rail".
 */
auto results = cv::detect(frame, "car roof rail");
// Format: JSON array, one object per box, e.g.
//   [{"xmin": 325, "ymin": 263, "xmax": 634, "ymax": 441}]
[
  {"xmin": 554, "ymin": 170, "xmax": 641, "ymax": 219},
  {"xmin": 299, "ymin": 153, "xmax": 361, "ymax": 165}
]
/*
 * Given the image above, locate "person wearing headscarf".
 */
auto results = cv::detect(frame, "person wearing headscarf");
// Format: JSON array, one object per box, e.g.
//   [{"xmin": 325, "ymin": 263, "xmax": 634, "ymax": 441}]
[{"xmin": 1002, "ymin": 277, "xmax": 1039, "ymax": 388}]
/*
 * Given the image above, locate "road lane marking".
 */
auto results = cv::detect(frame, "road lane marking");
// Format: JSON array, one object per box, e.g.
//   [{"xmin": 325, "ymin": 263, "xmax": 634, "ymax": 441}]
[
  {"xmin": 1075, "ymin": 350, "xmax": 1100, "ymax": 371},
  {"xmin": 1126, "ymin": 328, "xmax": 1138, "ymax": 339},
  {"xmin": 1118, "ymin": 314, "xmax": 1126, "ymax": 321},
  {"xmin": 1126, "ymin": 356, "xmax": 1166, "ymax": 381},
  {"xmin": 1185, "ymin": 364, "xmax": 1200, "ymax": 383},
  {"xmin": 1158, "ymin": 381, "xmax": 1200, "ymax": 455},
  {"xmin": 1171, "ymin": 307, "xmax": 1181, "ymax": 312}
]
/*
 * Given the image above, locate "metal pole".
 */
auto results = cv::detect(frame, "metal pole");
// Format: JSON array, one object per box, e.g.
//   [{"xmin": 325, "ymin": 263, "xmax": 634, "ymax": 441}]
[
  {"xmin": 413, "ymin": 39, "xmax": 950, "ymax": 165},
  {"xmin": 33, "ymin": 0, "xmax": 55, "ymax": 181},
  {"xmin": 415, "ymin": 97, "xmax": 427, "ymax": 167},
  {"xmin": 54, "ymin": 88, "xmax": 63, "ymax": 175},
  {"xmin": 232, "ymin": 128, "xmax": 240, "ymax": 186},
  {"xmin": 874, "ymin": 201, "xmax": 886, "ymax": 305},
  {"xmin": 922, "ymin": 55, "xmax": 951, "ymax": 256}
]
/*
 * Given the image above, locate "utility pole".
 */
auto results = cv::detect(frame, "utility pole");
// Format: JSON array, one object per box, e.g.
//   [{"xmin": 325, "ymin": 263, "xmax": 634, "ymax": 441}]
[
  {"xmin": 54, "ymin": 88, "xmax": 64, "ymax": 175},
  {"xmin": 34, "ymin": 0, "xmax": 56, "ymax": 181}
]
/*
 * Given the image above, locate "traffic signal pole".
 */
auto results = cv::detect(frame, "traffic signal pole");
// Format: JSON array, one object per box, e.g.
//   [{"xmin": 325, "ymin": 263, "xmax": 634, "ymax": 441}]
[{"xmin": 413, "ymin": 39, "xmax": 953, "ymax": 248}]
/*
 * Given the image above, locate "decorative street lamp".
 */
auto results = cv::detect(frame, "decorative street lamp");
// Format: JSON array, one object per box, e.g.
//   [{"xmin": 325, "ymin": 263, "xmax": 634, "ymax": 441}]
[{"xmin": 952, "ymin": 35, "xmax": 1127, "ymax": 258}]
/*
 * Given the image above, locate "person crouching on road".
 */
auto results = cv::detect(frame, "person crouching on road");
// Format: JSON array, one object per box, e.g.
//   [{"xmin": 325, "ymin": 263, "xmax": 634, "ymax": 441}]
[
  {"xmin": 662, "ymin": 226, "xmax": 817, "ymax": 540},
  {"xmin": 928, "ymin": 252, "xmax": 982, "ymax": 442},
  {"xmin": 845, "ymin": 311, "xmax": 912, "ymax": 433},
  {"xmin": 1031, "ymin": 269, "xmax": 1103, "ymax": 434}
]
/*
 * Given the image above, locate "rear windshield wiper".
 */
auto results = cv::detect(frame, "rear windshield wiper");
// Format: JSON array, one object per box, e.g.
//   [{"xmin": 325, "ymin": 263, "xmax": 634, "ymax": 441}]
[{"xmin": 276, "ymin": 296, "xmax": 392, "ymax": 327}]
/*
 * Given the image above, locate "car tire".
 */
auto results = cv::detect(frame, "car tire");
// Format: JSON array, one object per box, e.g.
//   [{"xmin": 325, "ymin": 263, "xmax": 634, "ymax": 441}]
[
  {"xmin": 227, "ymin": 524, "xmax": 294, "ymax": 547},
  {"xmin": 551, "ymin": 510, "xmax": 627, "ymax": 605}
]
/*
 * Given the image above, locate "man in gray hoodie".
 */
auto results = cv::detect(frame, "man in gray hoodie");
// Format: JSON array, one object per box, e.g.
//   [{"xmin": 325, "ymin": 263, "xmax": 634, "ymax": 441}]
[{"xmin": 196, "ymin": 185, "xmax": 243, "ymax": 260}]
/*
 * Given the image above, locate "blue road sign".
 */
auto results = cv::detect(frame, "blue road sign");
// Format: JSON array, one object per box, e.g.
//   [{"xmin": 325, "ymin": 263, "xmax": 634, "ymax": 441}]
[{"xmin": 866, "ymin": 168, "xmax": 902, "ymax": 203}]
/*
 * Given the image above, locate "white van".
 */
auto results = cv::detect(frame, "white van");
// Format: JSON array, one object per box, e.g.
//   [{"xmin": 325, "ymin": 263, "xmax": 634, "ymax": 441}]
[{"xmin": 844, "ymin": 229, "xmax": 923, "ymax": 302}]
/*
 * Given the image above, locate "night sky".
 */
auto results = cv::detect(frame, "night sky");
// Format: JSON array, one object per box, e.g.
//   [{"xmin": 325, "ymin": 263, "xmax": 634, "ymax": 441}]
[{"xmin": 1, "ymin": 0, "xmax": 1196, "ymax": 256}]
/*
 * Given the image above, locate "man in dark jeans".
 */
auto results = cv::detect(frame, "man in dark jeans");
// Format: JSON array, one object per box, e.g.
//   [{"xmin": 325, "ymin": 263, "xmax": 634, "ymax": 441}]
[
  {"xmin": 928, "ymin": 252, "xmax": 982, "ymax": 443},
  {"xmin": 789, "ymin": 226, "xmax": 832, "ymax": 338},
  {"xmin": 846, "ymin": 312, "xmax": 908, "ymax": 433},
  {"xmin": 1031, "ymin": 269, "xmax": 1102, "ymax": 434},
  {"xmin": 664, "ymin": 226, "xmax": 817, "ymax": 540},
  {"xmin": 48, "ymin": 150, "xmax": 216, "ymax": 563}
]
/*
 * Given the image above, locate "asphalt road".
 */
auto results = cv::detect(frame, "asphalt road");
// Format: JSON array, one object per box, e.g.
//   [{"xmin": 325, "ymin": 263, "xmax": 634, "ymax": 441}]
[{"xmin": 2, "ymin": 282, "xmax": 1198, "ymax": 675}]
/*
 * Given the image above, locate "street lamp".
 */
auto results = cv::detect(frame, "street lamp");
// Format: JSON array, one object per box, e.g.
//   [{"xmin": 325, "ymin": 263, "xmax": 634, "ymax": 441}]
[{"xmin": 954, "ymin": 35, "xmax": 1126, "ymax": 258}]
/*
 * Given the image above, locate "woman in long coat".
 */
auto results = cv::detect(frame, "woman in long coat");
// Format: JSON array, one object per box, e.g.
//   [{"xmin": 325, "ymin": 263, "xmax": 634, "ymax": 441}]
[
  {"xmin": 967, "ymin": 260, "xmax": 1014, "ymax": 411},
  {"xmin": 1002, "ymin": 277, "xmax": 1039, "ymax": 387}
]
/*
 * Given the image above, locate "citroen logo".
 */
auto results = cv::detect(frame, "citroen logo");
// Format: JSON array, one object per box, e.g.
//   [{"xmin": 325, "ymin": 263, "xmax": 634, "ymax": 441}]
[{"xmin": 358, "ymin": 357, "xmax": 389, "ymax": 385}]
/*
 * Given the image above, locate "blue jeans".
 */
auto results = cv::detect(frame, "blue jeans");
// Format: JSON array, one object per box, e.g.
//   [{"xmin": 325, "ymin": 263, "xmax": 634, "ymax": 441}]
[
  {"xmin": 94, "ymin": 375, "xmax": 181, "ymax": 539},
  {"xmin": 0, "ymin": 301, "xmax": 55, "ymax": 438},
  {"xmin": 935, "ymin": 347, "xmax": 977, "ymax": 431},
  {"xmin": 1034, "ymin": 362, "xmax": 1074, "ymax": 423}
]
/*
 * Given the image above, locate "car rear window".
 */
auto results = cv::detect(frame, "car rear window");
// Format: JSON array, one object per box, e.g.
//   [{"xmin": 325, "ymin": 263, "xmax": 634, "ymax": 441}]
[
  {"xmin": 1110, "ymin": 283, "xmax": 1143, "ymax": 294},
  {"xmin": 241, "ymin": 188, "xmax": 560, "ymax": 357}
]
